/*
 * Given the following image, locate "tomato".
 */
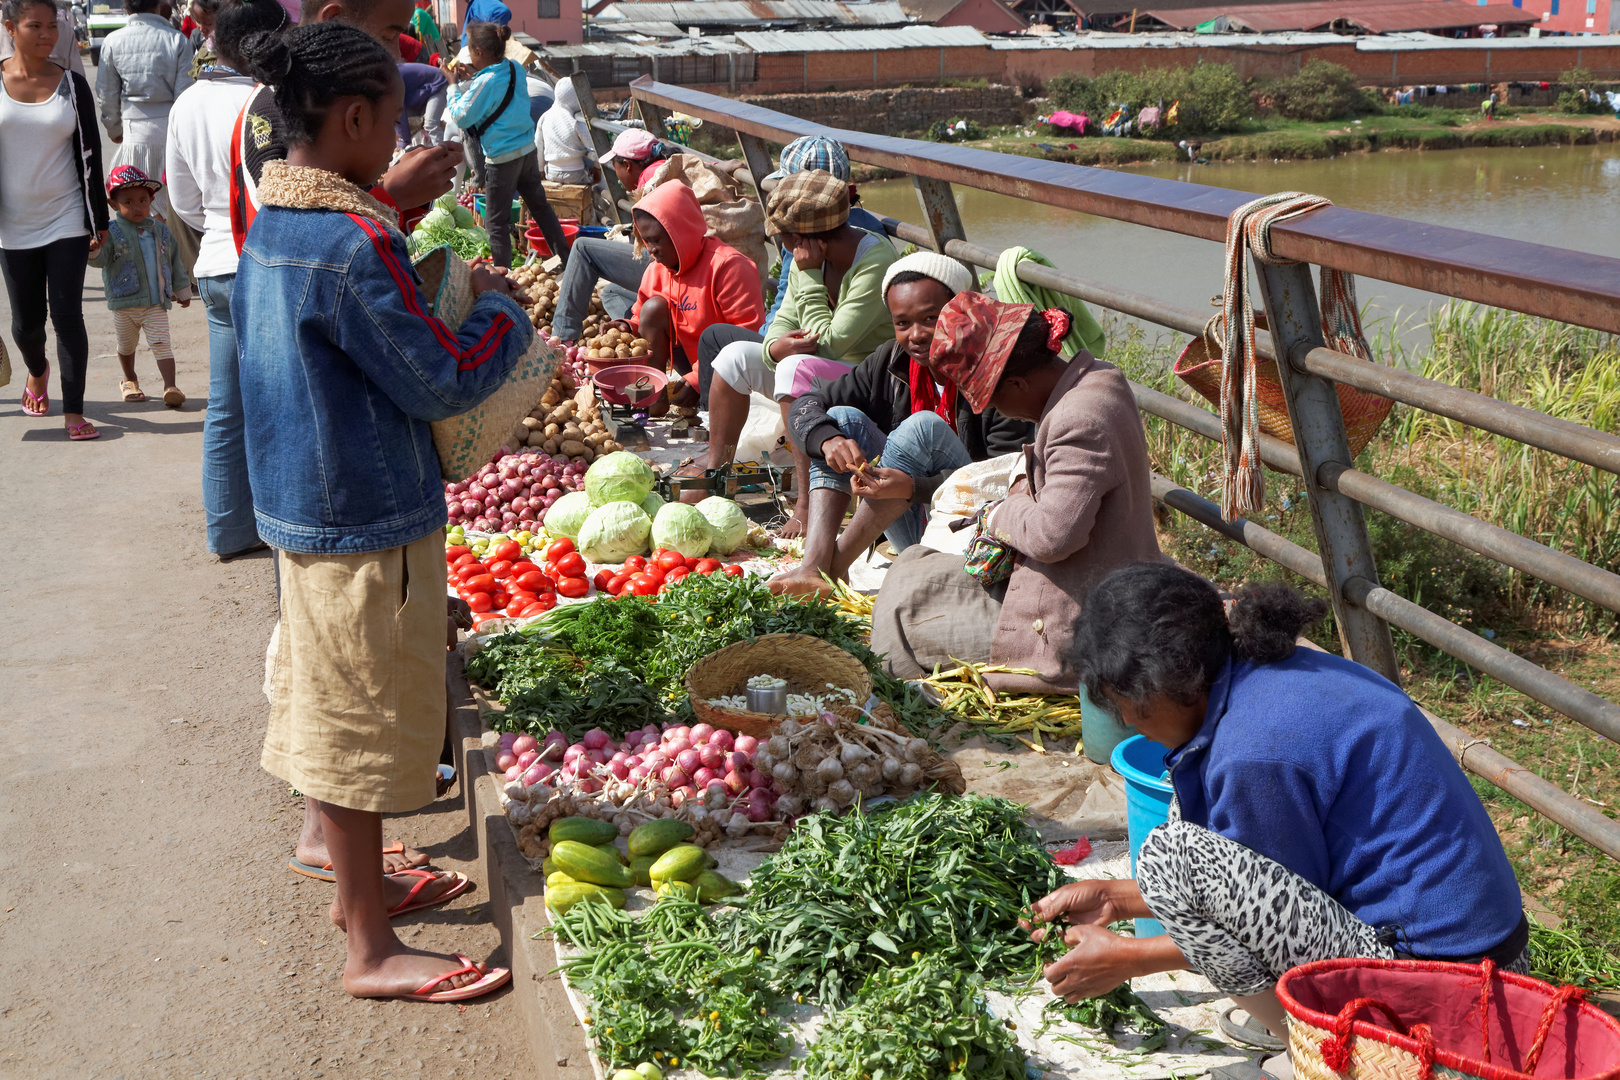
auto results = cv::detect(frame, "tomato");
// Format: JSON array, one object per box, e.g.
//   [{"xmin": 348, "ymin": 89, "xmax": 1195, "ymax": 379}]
[
  {"xmin": 723, "ymin": 564, "xmax": 744, "ymax": 576},
  {"xmin": 594, "ymin": 569, "xmax": 616, "ymax": 591},
  {"xmin": 508, "ymin": 559, "xmax": 539, "ymax": 577},
  {"xmin": 493, "ymin": 540, "xmax": 522, "ymax": 563},
  {"xmin": 557, "ymin": 575, "xmax": 590, "ymax": 599},
  {"xmin": 527, "ymin": 592, "xmax": 559, "ymax": 614},
  {"xmin": 607, "ymin": 571, "xmax": 633, "ymax": 595},
  {"xmin": 545, "ymin": 538, "xmax": 576, "ymax": 562},
  {"xmin": 453, "ymin": 553, "xmax": 479, "ymax": 571},
  {"xmin": 684, "ymin": 554, "xmax": 700, "ymax": 570},
  {"xmin": 445, "ymin": 545, "xmax": 471, "ymax": 562},
  {"xmin": 492, "ymin": 589, "xmax": 511, "ymax": 609},
  {"xmin": 623, "ymin": 555, "xmax": 648, "ymax": 572},
  {"xmin": 629, "ymin": 574, "xmax": 659, "ymax": 597},
  {"xmin": 507, "ymin": 588, "xmax": 537, "ymax": 608},
  {"xmin": 654, "ymin": 550, "xmax": 686, "ymax": 573},
  {"xmin": 466, "ymin": 591, "xmax": 494, "ymax": 613},
  {"xmin": 514, "ymin": 570, "xmax": 548, "ymax": 593},
  {"xmin": 554, "ymin": 551, "xmax": 587, "ymax": 578},
  {"xmin": 462, "ymin": 573, "xmax": 496, "ymax": 594},
  {"xmin": 487, "ymin": 559, "xmax": 515, "ymax": 580},
  {"xmin": 642, "ymin": 564, "xmax": 666, "ymax": 584},
  {"xmin": 664, "ymin": 566, "xmax": 690, "ymax": 585},
  {"xmin": 695, "ymin": 558, "xmax": 721, "ymax": 575}
]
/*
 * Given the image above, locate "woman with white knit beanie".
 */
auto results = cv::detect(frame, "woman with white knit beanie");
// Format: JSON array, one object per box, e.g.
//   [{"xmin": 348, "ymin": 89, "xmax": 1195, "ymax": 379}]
[{"xmin": 769, "ymin": 250, "xmax": 1037, "ymax": 597}]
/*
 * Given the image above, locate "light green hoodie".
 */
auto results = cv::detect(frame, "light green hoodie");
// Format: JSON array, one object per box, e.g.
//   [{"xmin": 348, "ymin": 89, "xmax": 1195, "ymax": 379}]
[{"xmin": 762, "ymin": 228, "xmax": 897, "ymax": 368}]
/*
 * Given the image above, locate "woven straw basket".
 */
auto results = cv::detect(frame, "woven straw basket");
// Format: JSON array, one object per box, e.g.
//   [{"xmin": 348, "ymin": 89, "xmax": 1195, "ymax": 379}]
[
  {"xmin": 1277, "ymin": 957, "xmax": 1620, "ymax": 1080},
  {"xmin": 413, "ymin": 245, "xmax": 560, "ymax": 482},
  {"xmin": 1173, "ymin": 318, "xmax": 1395, "ymax": 458},
  {"xmin": 686, "ymin": 633, "xmax": 874, "ymax": 739}
]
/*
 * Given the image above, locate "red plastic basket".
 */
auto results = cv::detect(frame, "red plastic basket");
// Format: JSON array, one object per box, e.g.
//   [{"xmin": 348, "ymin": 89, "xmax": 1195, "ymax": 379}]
[
  {"xmin": 524, "ymin": 220, "xmax": 580, "ymax": 258},
  {"xmin": 1277, "ymin": 957, "xmax": 1620, "ymax": 1080}
]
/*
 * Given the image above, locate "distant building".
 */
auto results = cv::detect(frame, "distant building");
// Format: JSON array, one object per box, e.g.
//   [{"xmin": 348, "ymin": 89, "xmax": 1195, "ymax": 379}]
[
  {"xmin": 1525, "ymin": 0, "xmax": 1616, "ymax": 35},
  {"xmin": 447, "ymin": 0, "xmax": 582, "ymax": 44},
  {"xmin": 591, "ymin": 0, "xmax": 910, "ymax": 37},
  {"xmin": 899, "ymin": 0, "xmax": 1029, "ymax": 32},
  {"xmin": 1137, "ymin": 0, "xmax": 1539, "ymax": 34}
]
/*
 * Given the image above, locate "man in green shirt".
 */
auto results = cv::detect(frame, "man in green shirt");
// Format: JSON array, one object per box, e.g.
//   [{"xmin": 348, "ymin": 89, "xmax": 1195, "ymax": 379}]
[
  {"xmin": 410, "ymin": 0, "xmax": 440, "ymax": 51},
  {"xmin": 681, "ymin": 170, "xmax": 897, "ymax": 537}
]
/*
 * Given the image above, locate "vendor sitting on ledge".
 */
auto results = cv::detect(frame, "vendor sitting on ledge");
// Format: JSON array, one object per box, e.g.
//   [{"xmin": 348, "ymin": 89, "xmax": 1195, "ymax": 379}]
[
  {"xmin": 869, "ymin": 292, "xmax": 1161, "ymax": 695},
  {"xmin": 1028, "ymin": 564, "xmax": 1526, "ymax": 1076}
]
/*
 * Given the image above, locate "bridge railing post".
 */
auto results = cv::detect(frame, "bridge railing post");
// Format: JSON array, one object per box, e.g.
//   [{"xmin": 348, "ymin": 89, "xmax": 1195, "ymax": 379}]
[
  {"xmin": 569, "ymin": 73, "xmax": 628, "ymax": 225},
  {"xmin": 1253, "ymin": 260, "xmax": 1402, "ymax": 684},
  {"xmin": 735, "ymin": 132, "xmax": 776, "ymax": 209},
  {"xmin": 910, "ymin": 176, "xmax": 977, "ymax": 288}
]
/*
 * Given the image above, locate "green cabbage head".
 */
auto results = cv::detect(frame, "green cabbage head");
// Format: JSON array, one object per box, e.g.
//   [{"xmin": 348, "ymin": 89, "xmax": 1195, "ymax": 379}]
[
  {"xmin": 640, "ymin": 491, "xmax": 666, "ymax": 519},
  {"xmin": 585, "ymin": 451, "xmax": 656, "ymax": 507},
  {"xmin": 543, "ymin": 490, "xmax": 595, "ymax": 540},
  {"xmin": 577, "ymin": 502, "xmax": 652, "ymax": 564},
  {"xmin": 696, "ymin": 496, "xmax": 749, "ymax": 555},
  {"xmin": 651, "ymin": 503, "xmax": 713, "ymax": 558}
]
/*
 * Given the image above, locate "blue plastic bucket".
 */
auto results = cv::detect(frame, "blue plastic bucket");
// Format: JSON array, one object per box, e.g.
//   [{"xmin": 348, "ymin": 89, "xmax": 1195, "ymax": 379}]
[
  {"xmin": 1079, "ymin": 685, "xmax": 1138, "ymax": 765},
  {"xmin": 1110, "ymin": 734, "xmax": 1175, "ymax": 938}
]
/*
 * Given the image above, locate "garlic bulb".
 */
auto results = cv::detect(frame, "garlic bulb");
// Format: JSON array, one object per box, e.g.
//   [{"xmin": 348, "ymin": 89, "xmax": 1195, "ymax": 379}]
[
  {"xmin": 905, "ymin": 738, "xmax": 929, "ymax": 762},
  {"xmin": 899, "ymin": 763, "xmax": 924, "ymax": 787},
  {"xmin": 816, "ymin": 756, "xmax": 844, "ymax": 782},
  {"xmin": 827, "ymin": 779, "xmax": 856, "ymax": 806},
  {"xmin": 726, "ymin": 811, "xmax": 752, "ymax": 837},
  {"xmin": 780, "ymin": 719, "xmax": 803, "ymax": 737},
  {"xmin": 881, "ymin": 756, "xmax": 903, "ymax": 781},
  {"xmin": 776, "ymin": 795, "xmax": 805, "ymax": 818},
  {"xmin": 773, "ymin": 760, "xmax": 798, "ymax": 784},
  {"xmin": 812, "ymin": 796, "xmax": 839, "ymax": 814},
  {"xmin": 767, "ymin": 735, "xmax": 791, "ymax": 757}
]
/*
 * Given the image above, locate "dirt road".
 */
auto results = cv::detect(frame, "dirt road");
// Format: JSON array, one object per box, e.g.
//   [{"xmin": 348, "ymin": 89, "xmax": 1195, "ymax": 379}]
[{"xmin": 0, "ymin": 270, "xmax": 533, "ymax": 1077}]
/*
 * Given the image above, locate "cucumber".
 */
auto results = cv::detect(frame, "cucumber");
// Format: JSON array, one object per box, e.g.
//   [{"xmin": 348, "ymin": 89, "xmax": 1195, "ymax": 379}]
[
  {"xmin": 648, "ymin": 843, "xmax": 713, "ymax": 885},
  {"xmin": 630, "ymin": 854, "xmax": 657, "ymax": 887},
  {"xmin": 627, "ymin": 819, "xmax": 694, "ymax": 858},
  {"xmin": 694, "ymin": 869, "xmax": 742, "ymax": 903},
  {"xmin": 547, "ymin": 870, "xmax": 581, "ymax": 889},
  {"xmin": 551, "ymin": 840, "xmax": 635, "ymax": 888},
  {"xmin": 595, "ymin": 842, "xmax": 629, "ymax": 866},
  {"xmin": 655, "ymin": 879, "xmax": 699, "ymax": 902},
  {"xmin": 549, "ymin": 817, "xmax": 619, "ymax": 847},
  {"xmin": 541, "ymin": 856, "xmax": 557, "ymax": 878},
  {"xmin": 545, "ymin": 882, "xmax": 627, "ymax": 913}
]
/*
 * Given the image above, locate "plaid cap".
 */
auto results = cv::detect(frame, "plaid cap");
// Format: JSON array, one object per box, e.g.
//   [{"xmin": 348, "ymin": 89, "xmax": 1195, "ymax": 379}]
[
  {"xmin": 106, "ymin": 164, "xmax": 163, "ymax": 197},
  {"xmin": 763, "ymin": 135, "xmax": 851, "ymax": 184},
  {"xmin": 601, "ymin": 128, "xmax": 661, "ymax": 164},
  {"xmin": 929, "ymin": 292, "xmax": 1035, "ymax": 412},
  {"xmin": 765, "ymin": 169, "xmax": 849, "ymax": 237}
]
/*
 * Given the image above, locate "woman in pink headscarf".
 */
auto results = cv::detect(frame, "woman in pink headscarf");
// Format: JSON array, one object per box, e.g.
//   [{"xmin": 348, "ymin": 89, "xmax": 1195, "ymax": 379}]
[{"xmin": 868, "ymin": 293, "xmax": 1163, "ymax": 695}]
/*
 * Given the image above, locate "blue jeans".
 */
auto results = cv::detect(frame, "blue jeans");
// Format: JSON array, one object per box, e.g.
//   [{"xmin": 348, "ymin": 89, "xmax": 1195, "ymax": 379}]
[
  {"xmin": 809, "ymin": 407, "xmax": 973, "ymax": 552},
  {"xmin": 551, "ymin": 236, "xmax": 647, "ymax": 341},
  {"xmin": 200, "ymin": 274, "xmax": 261, "ymax": 555}
]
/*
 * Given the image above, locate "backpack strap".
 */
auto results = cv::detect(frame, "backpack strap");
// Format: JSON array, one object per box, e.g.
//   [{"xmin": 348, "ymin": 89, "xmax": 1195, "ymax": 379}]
[{"xmin": 463, "ymin": 60, "xmax": 516, "ymax": 140}]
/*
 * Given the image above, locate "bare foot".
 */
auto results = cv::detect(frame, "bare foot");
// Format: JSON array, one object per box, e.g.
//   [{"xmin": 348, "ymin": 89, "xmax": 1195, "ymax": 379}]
[
  {"xmin": 776, "ymin": 511, "xmax": 806, "ymax": 540},
  {"xmin": 768, "ymin": 564, "xmax": 834, "ymax": 598},
  {"xmin": 328, "ymin": 870, "xmax": 467, "ymax": 930},
  {"xmin": 342, "ymin": 946, "xmax": 491, "ymax": 999},
  {"xmin": 298, "ymin": 837, "xmax": 429, "ymax": 876}
]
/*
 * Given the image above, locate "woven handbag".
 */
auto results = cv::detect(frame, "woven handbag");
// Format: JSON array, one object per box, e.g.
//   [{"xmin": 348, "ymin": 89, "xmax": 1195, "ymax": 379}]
[
  {"xmin": 0, "ymin": 333, "xmax": 11, "ymax": 388},
  {"xmin": 1277, "ymin": 957, "xmax": 1620, "ymax": 1080},
  {"xmin": 1174, "ymin": 313, "xmax": 1394, "ymax": 459},
  {"xmin": 413, "ymin": 244, "xmax": 559, "ymax": 481}
]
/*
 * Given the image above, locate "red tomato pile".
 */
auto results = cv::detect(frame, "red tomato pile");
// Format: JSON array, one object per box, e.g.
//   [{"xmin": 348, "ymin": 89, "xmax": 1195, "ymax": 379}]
[
  {"xmin": 446, "ymin": 537, "xmax": 590, "ymax": 630},
  {"xmin": 593, "ymin": 549, "xmax": 744, "ymax": 601}
]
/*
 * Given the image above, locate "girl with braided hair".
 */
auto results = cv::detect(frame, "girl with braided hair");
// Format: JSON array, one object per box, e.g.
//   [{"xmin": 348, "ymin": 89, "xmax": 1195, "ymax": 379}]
[
  {"xmin": 868, "ymin": 293, "xmax": 1162, "ymax": 695},
  {"xmin": 233, "ymin": 20, "xmax": 531, "ymax": 1004}
]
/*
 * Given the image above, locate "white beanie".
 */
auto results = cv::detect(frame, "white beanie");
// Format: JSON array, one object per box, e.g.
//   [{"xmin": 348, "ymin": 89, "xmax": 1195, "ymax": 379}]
[{"xmin": 881, "ymin": 251, "xmax": 974, "ymax": 300}]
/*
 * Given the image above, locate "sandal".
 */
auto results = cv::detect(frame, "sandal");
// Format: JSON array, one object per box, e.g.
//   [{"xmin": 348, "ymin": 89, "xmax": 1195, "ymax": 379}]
[
  {"xmin": 22, "ymin": 366, "xmax": 48, "ymax": 415},
  {"xmin": 121, "ymin": 380, "xmax": 147, "ymax": 402},
  {"xmin": 396, "ymin": 953, "xmax": 511, "ymax": 1003},
  {"xmin": 162, "ymin": 387, "xmax": 185, "ymax": 408},
  {"xmin": 288, "ymin": 841, "xmax": 426, "ymax": 882},
  {"xmin": 386, "ymin": 868, "xmax": 473, "ymax": 919},
  {"xmin": 67, "ymin": 422, "xmax": 99, "ymax": 441}
]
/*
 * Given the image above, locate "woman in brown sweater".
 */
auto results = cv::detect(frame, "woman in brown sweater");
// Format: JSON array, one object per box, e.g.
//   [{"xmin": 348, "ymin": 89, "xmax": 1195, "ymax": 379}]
[{"xmin": 869, "ymin": 293, "xmax": 1162, "ymax": 694}]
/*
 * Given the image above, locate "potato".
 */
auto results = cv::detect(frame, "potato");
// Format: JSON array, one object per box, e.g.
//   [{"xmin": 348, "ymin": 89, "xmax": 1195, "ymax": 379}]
[
  {"xmin": 511, "ymin": 423, "xmax": 529, "ymax": 441},
  {"xmin": 584, "ymin": 432, "xmax": 607, "ymax": 448},
  {"xmin": 602, "ymin": 440, "xmax": 621, "ymax": 454},
  {"xmin": 540, "ymin": 388, "xmax": 560, "ymax": 407},
  {"xmin": 543, "ymin": 438, "xmax": 560, "ymax": 454},
  {"xmin": 559, "ymin": 439, "xmax": 588, "ymax": 458},
  {"xmin": 526, "ymin": 429, "xmax": 547, "ymax": 447},
  {"xmin": 522, "ymin": 416, "xmax": 542, "ymax": 430},
  {"xmin": 543, "ymin": 422, "xmax": 560, "ymax": 439}
]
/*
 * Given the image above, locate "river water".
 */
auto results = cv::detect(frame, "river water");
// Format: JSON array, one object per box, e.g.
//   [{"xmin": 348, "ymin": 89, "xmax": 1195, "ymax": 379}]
[{"xmin": 856, "ymin": 143, "xmax": 1620, "ymax": 354}]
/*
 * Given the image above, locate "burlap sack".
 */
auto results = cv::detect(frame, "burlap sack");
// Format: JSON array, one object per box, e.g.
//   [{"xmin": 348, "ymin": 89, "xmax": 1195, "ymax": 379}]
[
  {"xmin": 412, "ymin": 245, "xmax": 559, "ymax": 481},
  {"xmin": 644, "ymin": 153, "xmax": 770, "ymax": 285}
]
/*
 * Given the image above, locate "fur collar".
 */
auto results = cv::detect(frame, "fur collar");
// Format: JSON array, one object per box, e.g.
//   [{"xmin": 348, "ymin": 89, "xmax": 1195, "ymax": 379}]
[{"xmin": 257, "ymin": 161, "xmax": 401, "ymax": 236}]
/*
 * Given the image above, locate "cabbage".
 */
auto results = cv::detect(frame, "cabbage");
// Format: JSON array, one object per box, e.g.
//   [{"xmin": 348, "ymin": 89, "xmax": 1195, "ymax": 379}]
[
  {"xmin": 640, "ymin": 491, "xmax": 666, "ymax": 518},
  {"xmin": 420, "ymin": 206, "xmax": 455, "ymax": 232},
  {"xmin": 434, "ymin": 192, "xmax": 458, "ymax": 214},
  {"xmin": 651, "ymin": 503, "xmax": 713, "ymax": 558},
  {"xmin": 696, "ymin": 496, "xmax": 749, "ymax": 555},
  {"xmin": 585, "ymin": 451, "xmax": 655, "ymax": 507},
  {"xmin": 577, "ymin": 502, "xmax": 652, "ymax": 564},
  {"xmin": 453, "ymin": 204, "xmax": 475, "ymax": 228},
  {"xmin": 543, "ymin": 490, "xmax": 596, "ymax": 540}
]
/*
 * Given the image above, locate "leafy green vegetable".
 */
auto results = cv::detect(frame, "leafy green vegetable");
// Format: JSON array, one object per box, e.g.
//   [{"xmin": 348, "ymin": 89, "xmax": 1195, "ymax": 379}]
[
  {"xmin": 726, "ymin": 794, "xmax": 1067, "ymax": 1006},
  {"xmin": 577, "ymin": 502, "xmax": 653, "ymax": 564},
  {"xmin": 586, "ymin": 451, "xmax": 656, "ymax": 507},
  {"xmin": 497, "ymin": 659, "xmax": 669, "ymax": 741},
  {"xmin": 1042, "ymin": 984, "xmax": 1169, "ymax": 1052},
  {"xmin": 695, "ymin": 496, "xmax": 749, "ymax": 555},
  {"xmin": 650, "ymin": 503, "xmax": 713, "ymax": 558},
  {"xmin": 803, "ymin": 954, "xmax": 1028, "ymax": 1080},
  {"xmin": 544, "ymin": 490, "xmax": 596, "ymax": 540}
]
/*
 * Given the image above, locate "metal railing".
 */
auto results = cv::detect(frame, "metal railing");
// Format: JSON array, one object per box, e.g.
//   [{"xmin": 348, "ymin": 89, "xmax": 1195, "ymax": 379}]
[{"xmin": 574, "ymin": 74, "xmax": 1620, "ymax": 859}]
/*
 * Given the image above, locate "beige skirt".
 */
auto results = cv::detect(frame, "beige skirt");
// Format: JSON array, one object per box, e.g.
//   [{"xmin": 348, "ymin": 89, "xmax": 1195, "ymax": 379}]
[{"xmin": 261, "ymin": 531, "xmax": 447, "ymax": 814}]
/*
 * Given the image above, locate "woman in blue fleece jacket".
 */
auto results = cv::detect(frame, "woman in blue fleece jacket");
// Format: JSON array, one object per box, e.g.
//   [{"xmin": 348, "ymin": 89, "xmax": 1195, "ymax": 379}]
[{"xmin": 1030, "ymin": 563, "xmax": 1523, "ymax": 1065}]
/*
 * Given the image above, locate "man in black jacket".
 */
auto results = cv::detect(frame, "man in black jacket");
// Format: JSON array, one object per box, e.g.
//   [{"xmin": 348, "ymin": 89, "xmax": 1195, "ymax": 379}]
[{"xmin": 770, "ymin": 252, "xmax": 1035, "ymax": 597}]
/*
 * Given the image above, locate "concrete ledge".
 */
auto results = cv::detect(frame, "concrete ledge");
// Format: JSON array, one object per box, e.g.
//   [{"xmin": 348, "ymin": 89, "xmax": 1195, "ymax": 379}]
[{"xmin": 450, "ymin": 658, "xmax": 593, "ymax": 1080}]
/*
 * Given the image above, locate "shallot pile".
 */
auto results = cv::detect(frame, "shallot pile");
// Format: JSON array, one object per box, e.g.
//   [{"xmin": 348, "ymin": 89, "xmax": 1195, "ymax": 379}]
[
  {"xmin": 753, "ymin": 715, "xmax": 943, "ymax": 815},
  {"xmin": 444, "ymin": 452, "xmax": 588, "ymax": 533}
]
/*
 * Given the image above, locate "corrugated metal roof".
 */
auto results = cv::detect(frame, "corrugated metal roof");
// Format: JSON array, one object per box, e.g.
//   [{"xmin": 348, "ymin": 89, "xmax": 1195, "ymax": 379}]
[
  {"xmin": 595, "ymin": 1, "xmax": 907, "ymax": 25},
  {"xmin": 735, "ymin": 23, "xmax": 988, "ymax": 47},
  {"xmin": 1358, "ymin": 30, "xmax": 1620, "ymax": 47},
  {"xmin": 988, "ymin": 28, "xmax": 1345, "ymax": 44},
  {"xmin": 541, "ymin": 36, "xmax": 754, "ymax": 55},
  {"xmin": 1143, "ymin": 0, "xmax": 1535, "ymax": 32}
]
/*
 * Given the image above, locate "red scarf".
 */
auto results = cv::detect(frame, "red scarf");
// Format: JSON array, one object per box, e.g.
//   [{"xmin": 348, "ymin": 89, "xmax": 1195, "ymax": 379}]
[{"xmin": 909, "ymin": 359, "xmax": 958, "ymax": 432}]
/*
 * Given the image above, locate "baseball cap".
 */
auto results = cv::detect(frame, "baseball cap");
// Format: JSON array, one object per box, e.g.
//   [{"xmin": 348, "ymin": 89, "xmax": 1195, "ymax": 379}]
[
  {"xmin": 601, "ymin": 128, "xmax": 662, "ymax": 165},
  {"xmin": 106, "ymin": 164, "xmax": 163, "ymax": 197},
  {"xmin": 763, "ymin": 135, "xmax": 851, "ymax": 185}
]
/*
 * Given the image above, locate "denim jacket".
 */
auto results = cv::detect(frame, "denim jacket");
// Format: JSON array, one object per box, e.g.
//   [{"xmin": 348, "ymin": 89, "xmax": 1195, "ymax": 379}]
[
  {"xmin": 88, "ymin": 214, "xmax": 193, "ymax": 309},
  {"xmin": 232, "ymin": 162, "xmax": 534, "ymax": 554}
]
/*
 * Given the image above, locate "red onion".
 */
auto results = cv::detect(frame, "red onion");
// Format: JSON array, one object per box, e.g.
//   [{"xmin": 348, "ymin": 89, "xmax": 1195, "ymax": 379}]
[
  {"xmin": 564, "ymin": 744, "xmax": 586, "ymax": 762},
  {"xmin": 588, "ymin": 748, "xmax": 610, "ymax": 766},
  {"xmin": 499, "ymin": 731, "xmax": 519, "ymax": 747},
  {"xmin": 662, "ymin": 765, "xmax": 691, "ymax": 789},
  {"xmin": 689, "ymin": 722, "xmax": 715, "ymax": 744},
  {"xmin": 724, "ymin": 769, "xmax": 746, "ymax": 795},
  {"xmin": 504, "ymin": 763, "xmax": 523, "ymax": 782},
  {"xmin": 692, "ymin": 766, "xmax": 718, "ymax": 787},
  {"xmin": 708, "ymin": 729, "xmax": 735, "ymax": 753},
  {"xmin": 698, "ymin": 744, "xmax": 723, "ymax": 771},
  {"xmin": 547, "ymin": 488, "xmax": 563, "ymax": 500},
  {"xmin": 499, "ymin": 462, "xmax": 518, "ymax": 480},
  {"xmin": 628, "ymin": 766, "xmax": 648, "ymax": 783},
  {"xmin": 461, "ymin": 499, "xmax": 481, "ymax": 516},
  {"xmin": 468, "ymin": 483, "xmax": 488, "ymax": 500},
  {"xmin": 734, "ymin": 734, "xmax": 759, "ymax": 755},
  {"xmin": 747, "ymin": 768, "xmax": 769, "ymax": 789},
  {"xmin": 643, "ymin": 751, "xmax": 669, "ymax": 772},
  {"xmin": 609, "ymin": 760, "xmax": 630, "ymax": 780},
  {"xmin": 517, "ymin": 750, "xmax": 539, "ymax": 770},
  {"xmin": 724, "ymin": 751, "xmax": 749, "ymax": 776},
  {"xmin": 522, "ymin": 762, "xmax": 553, "ymax": 785},
  {"xmin": 495, "ymin": 751, "xmax": 517, "ymax": 772},
  {"xmin": 579, "ymin": 777, "xmax": 601, "ymax": 794},
  {"xmin": 583, "ymin": 728, "xmax": 610, "ymax": 751},
  {"xmin": 664, "ymin": 737, "xmax": 692, "ymax": 757},
  {"xmin": 512, "ymin": 734, "xmax": 539, "ymax": 755},
  {"xmin": 675, "ymin": 748, "xmax": 701, "ymax": 774}
]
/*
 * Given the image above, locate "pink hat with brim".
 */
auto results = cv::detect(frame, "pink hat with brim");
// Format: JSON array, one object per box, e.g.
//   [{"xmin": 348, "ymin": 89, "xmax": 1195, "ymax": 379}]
[{"xmin": 601, "ymin": 128, "xmax": 662, "ymax": 164}]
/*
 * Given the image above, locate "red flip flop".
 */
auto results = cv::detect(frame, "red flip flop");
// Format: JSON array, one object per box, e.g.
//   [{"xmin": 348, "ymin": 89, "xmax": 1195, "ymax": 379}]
[
  {"xmin": 21, "ymin": 364, "xmax": 47, "ymax": 416},
  {"xmin": 289, "ymin": 842, "xmax": 423, "ymax": 882},
  {"xmin": 397, "ymin": 953, "xmax": 511, "ymax": 1003},
  {"xmin": 387, "ymin": 868, "xmax": 472, "ymax": 919}
]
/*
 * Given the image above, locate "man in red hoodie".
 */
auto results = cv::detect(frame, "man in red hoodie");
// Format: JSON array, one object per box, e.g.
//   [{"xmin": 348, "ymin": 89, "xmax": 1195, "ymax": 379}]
[{"xmin": 611, "ymin": 180, "xmax": 764, "ymax": 397}]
